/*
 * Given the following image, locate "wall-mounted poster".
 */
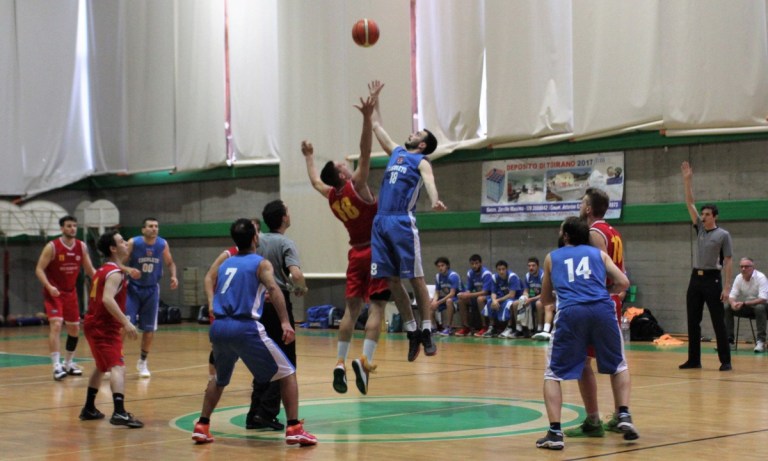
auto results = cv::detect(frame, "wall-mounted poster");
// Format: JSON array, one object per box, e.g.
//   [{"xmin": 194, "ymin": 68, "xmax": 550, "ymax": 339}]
[{"xmin": 480, "ymin": 152, "xmax": 624, "ymax": 223}]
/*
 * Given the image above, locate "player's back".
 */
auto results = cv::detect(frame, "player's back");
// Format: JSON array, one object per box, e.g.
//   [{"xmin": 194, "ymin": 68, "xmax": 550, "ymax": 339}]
[
  {"xmin": 590, "ymin": 220, "xmax": 624, "ymax": 272},
  {"xmin": 550, "ymin": 245, "xmax": 610, "ymax": 309},
  {"xmin": 213, "ymin": 253, "xmax": 266, "ymax": 320}
]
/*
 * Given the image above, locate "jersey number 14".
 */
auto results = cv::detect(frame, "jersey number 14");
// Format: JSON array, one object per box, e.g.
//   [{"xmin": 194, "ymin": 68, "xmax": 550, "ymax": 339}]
[{"xmin": 564, "ymin": 256, "xmax": 592, "ymax": 282}]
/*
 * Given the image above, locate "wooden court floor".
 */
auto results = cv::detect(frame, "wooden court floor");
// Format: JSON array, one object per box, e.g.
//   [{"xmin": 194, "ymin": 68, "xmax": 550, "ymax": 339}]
[{"xmin": 2, "ymin": 322, "xmax": 767, "ymax": 460}]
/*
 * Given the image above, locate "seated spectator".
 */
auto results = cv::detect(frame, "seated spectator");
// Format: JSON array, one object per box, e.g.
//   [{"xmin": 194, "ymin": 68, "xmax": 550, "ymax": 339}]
[
  {"xmin": 522, "ymin": 257, "xmax": 546, "ymax": 336},
  {"xmin": 456, "ymin": 254, "xmax": 492, "ymax": 336},
  {"xmin": 430, "ymin": 257, "xmax": 462, "ymax": 336},
  {"xmin": 486, "ymin": 260, "xmax": 523, "ymax": 338},
  {"xmin": 726, "ymin": 257, "xmax": 768, "ymax": 353}
]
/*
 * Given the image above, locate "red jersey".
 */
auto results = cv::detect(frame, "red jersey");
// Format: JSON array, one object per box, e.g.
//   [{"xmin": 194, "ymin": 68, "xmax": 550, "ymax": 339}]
[
  {"xmin": 225, "ymin": 246, "xmax": 239, "ymax": 257},
  {"xmin": 328, "ymin": 180, "xmax": 378, "ymax": 247},
  {"xmin": 45, "ymin": 237, "xmax": 86, "ymax": 292},
  {"xmin": 591, "ymin": 220, "xmax": 625, "ymax": 285},
  {"xmin": 84, "ymin": 262, "xmax": 127, "ymax": 332}
]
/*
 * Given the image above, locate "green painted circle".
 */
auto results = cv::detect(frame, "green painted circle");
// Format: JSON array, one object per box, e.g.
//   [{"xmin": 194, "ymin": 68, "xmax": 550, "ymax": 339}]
[{"xmin": 172, "ymin": 396, "xmax": 585, "ymax": 443}]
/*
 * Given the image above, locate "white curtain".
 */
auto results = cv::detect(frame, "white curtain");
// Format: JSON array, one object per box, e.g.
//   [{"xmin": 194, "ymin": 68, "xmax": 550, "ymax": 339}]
[
  {"xmin": 0, "ymin": 0, "xmax": 21, "ymax": 194},
  {"xmin": 228, "ymin": 0, "xmax": 279, "ymax": 164},
  {"xmin": 485, "ymin": 0, "xmax": 573, "ymax": 144},
  {"xmin": 88, "ymin": 0, "xmax": 176, "ymax": 174},
  {"xmin": 416, "ymin": 0, "xmax": 486, "ymax": 153},
  {"xmin": 572, "ymin": 0, "xmax": 662, "ymax": 138},
  {"xmin": 175, "ymin": 0, "xmax": 227, "ymax": 171},
  {"xmin": 661, "ymin": 0, "xmax": 768, "ymax": 131},
  {"xmin": 274, "ymin": 0, "xmax": 413, "ymax": 275},
  {"xmin": 4, "ymin": 0, "xmax": 92, "ymax": 196}
]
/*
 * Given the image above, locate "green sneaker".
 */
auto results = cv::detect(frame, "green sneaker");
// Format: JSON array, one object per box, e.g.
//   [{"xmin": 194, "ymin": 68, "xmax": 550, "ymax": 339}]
[
  {"xmin": 603, "ymin": 413, "xmax": 622, "ymax": 433},
  {"xmin": 564, "ymin": 419, "xmax": 605, "ymax": 438}
]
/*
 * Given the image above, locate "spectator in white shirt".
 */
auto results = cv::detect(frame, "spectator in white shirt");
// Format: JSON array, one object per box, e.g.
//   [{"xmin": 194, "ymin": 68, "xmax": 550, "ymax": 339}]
[{"xmin": 727, "ymin": 257, "xmax": 768, "ymax": 353}]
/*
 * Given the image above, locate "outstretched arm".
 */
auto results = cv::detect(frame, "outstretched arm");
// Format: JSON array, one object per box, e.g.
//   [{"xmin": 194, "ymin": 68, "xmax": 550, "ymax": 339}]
[
  {"xmin": 418, "ymin": 159, "xmax": 447, "ymax": 211},
  {"xmin": 370, "ymin": 81, "xmax": 397, "ymax": 155},
  {"xmin": 681, "ymin": 161, "xmax": 699, "ymax": 225},
  {"xmin": 351, "ymin": 81, "xmax": 384, "ymax": 196},
  {"xmin": 301, "ymin": 141, "xmax": 332, "ymax": 197}
]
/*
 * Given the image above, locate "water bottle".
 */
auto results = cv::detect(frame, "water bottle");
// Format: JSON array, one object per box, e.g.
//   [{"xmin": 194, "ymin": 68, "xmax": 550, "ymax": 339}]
[{"xmin": 621, "ymin": 315, "xmax": 630, "ymax": 345}]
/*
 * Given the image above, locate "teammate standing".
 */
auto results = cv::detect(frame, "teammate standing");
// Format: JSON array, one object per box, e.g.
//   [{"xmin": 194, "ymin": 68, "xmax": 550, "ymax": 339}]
[
  {"xmin": 126, "ymin": 218, "xmax": 178, "ymax": 378},
  {"xmin": 370, "ymin": 82, "xmax": 447, "ymax": 361},
  {"xmin": 35, "ymin": 215, "xmax": 96, "ymax": 380},
  {"xmin": 564, "ymin": 187, "xmax": 629, "ymax": 437},
  {"xmin": 79, "ymin": 230, "xmax": 143, "ymax": 428},
  {"xmin": 537, "ymin": 217, "xmax": 637, "ymax": 450},
  {"xmin": 191, "ymin": 218, "xmax": 316, "ymax": 446}
]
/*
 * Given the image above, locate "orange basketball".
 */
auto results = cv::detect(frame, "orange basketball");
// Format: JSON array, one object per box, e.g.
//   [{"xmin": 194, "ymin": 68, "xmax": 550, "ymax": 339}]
[{"xmin": 352, "ymin": 18, "xmax": 379, "ymax": 47}]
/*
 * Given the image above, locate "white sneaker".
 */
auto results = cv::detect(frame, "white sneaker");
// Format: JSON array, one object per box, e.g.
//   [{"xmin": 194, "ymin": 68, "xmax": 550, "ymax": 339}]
[
  {"xmin": 137, "ymin": 359, "xmax": 151, "ymax": 378},
  {"xmin": 754, "ymin": 340, "xmax": 765, "ymax": 353},
  {"xmin": 498, "ymin": 327, "xmax": 514, "ymax": 338},
  {"xmin": 53, "ymin": 364, "xmax": 67, "ymax": 381},
  {"xmin": 532, "ymin": 331, "xmax": 551, "ymax": 341}
]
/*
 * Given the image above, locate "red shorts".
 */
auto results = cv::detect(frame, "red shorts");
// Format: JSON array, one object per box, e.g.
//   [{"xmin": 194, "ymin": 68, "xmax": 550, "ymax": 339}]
[
  {"xmin": 44, "ymin": 290, "xmax": 80, "ymax": 323},
  {"xmin": 84, "ymin": 321, "xmax": 124, "ymax": 372},
  {"xmin": 346, "ymin": 245, "xmax": 389, "ymax": 300},
  {"xmin": 587, "ymin": 294, "xmax": 623, "ymax": 359}
]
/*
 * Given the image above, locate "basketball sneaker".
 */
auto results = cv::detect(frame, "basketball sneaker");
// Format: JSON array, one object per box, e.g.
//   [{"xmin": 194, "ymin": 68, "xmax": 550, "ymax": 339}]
[
  {"xmin": 109, "ymin": 412, "xmax": 144, "ymax": 428},
  {"xmin": 422, "ymin": 329, "xmax": 437, "ymax": 356},
  {"xmin": 407, "ymin": 330, "xmax": 421, "ymax": 362},
  {"xmin": 437, "ymin": 327, "xmax": 452, "ymax": 336},
  {"xmin": 79, "ymin": 407, "xmax": 105, "ymax": 421},
  {"xmin": 535, "ymin": 429, "xmax": 564, "ymax": 450},
  {"xmin": 66, "ymin": 363, "xmax": 83, "ymax": 376},
  {"xmin": 53, "ymin": 365, "xmax": 67, "ymax": 381},
  {"xmin": 602, "ymin": 413, "xmax": 622, "ymax": 433},
  {"xmin": 563, "ymin": 418, "xmax": 605, "ymax": 437},
  {"xmin": 192, "ymin": 422, "xmax": 214, "ymax": 443},
  {"xmin": 473, "ymin": 327, "xmax": 488, "ymax": 337},
  {"xmin": 454, "ymin": 327, "xmax": 471, "ymax": 337},
  {"xmin": 332, "ymin": 361, "xmax": 347, "ymax": 394},
  {"xmin": 351, "ymin": 357, "xmax": 377, "ymax": 395},
  {"xmin": 498, "ymin": 327, "xmax": 514, "ymax": 338},
  {"xmin": 137, "ymin": 359, "xmax": 151, "ymax": 378},
  {"xmin": 285, "ymin": 421, "xmax": 317, "ymax": 446},
  {"xmin": 532, "ymin": 331, "xmax": 551, "ymax": 341},
  {"xmin": 617, "ymin": 412, "xmax": 639, "ymax": 440}
]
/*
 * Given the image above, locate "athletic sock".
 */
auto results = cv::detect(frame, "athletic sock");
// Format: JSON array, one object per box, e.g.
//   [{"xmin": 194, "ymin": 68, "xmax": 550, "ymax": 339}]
[
  {"xmin": 403, "ymin": 320, "xmax": 417, "ymax": 332},
  {"xmin": 337, "ymin": 341, "xmax": 350, "ymax": 362},
  {"xmin": 113, "ymin": 393, "xmax": 126, "ymax": 414},
  {"xmin": 362, "ymin": 339, "xmax": 377, "ymax": 364}
]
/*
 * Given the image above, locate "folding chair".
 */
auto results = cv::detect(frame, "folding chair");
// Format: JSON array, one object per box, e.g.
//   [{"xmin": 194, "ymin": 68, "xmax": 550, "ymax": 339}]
[{"xmin": 734, "ymin": 310, "xmax": 757, "ymax": 351}]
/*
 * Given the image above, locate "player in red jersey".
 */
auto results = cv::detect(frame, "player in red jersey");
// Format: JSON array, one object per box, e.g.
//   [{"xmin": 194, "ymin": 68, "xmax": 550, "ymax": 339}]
[
  {"xmin": 35, "ymin": 215, "xmax": 96, "ymax": 381},
  {"xmin": 564, "ymin": 187, "xmax": 629, "ymax": 438},
  {"xmin": 78, "ymin": 230, "xmax": 143, "ymax": 428},
  {"xmin": 302, "ymin": 82, "xmax": 416, "ymax": 395}
]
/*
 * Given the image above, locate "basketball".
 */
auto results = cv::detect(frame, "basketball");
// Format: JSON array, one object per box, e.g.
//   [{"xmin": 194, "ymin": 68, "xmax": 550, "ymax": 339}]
[{"xmin": 352, "ymin": 18, "xmax": 379, "ymax": 47}]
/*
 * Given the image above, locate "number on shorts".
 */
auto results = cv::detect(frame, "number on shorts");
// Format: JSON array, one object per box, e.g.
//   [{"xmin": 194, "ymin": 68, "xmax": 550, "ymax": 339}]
[{"xmin": 370, "ymin": 263, "xmax": 378, "ymax": 276}]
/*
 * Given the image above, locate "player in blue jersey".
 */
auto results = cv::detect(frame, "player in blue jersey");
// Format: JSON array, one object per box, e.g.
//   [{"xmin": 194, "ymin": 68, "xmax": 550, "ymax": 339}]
[
  {"xmin": 191, "ymin": 218, "xmax": 316, "ymax": 446},
  {"xmin": 430, "ymin": 257, "xmax": 462, "ymax": 336},
  {"xmin": 486, "ymin": 260, "xmax": 523, "ymax": 338},
  {"xmin": 535, "ymin": 217, "xmax": 637, "ymax": 450},
  {"xmin": 126, "ymin": 217, "xmax": 178, "ymax": 378},
  {"xmin": 456, "ymin": 255, "xmax": 493, "ymax": 336},
  {"xmin": 370, "ymin": 85, "xmax": 446, "ymax": 361}
]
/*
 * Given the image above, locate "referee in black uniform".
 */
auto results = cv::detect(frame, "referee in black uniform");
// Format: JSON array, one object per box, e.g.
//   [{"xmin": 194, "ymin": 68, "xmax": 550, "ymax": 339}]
[{"xmin": 680, "ymin": 161, "xmax": 733, "ymax": 371}]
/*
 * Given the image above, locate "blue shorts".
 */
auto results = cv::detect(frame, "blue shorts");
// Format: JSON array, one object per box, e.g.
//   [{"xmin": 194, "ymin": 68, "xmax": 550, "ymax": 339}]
[
  {"xmin": 371, "ymin": 214, "xmax": 424, "ymax": 280},
  {"xmin": 210, "ymin": 318, "xmax": 295, "ymax": 387},
  {"xmin": 544, "ymin": 301, "xmax": 627, "ymax": 381},
  {"xmin": 482, "ymin": 299, "xmax": 513, "ymax": 321},
  {"xmin": 126, "ymin": 284, "xmax": 160, "ymax": 332},
  {"xmin": 437, "ymin": 297, "xmax": 458, "ymax": 312}
]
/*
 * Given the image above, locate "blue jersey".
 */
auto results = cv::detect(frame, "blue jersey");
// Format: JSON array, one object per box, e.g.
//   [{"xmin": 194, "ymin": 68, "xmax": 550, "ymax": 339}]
[
  {"xmin": 466, "ymin": 266, "xmax": 493, "ymax": 293},
  {"xmin": 377, "ymin": 146, "xmax": 425, "ymax": 215},
  {"xmin": 491, "ymin": 272, "xmax": 523, "ymax": 299},
  {"xmin": 129, "ymin": 236, "xmax": 167, "ymax": 287},
  {"xmin": 524, "ymin": 269, "xmax": 544, "ymax": 297},
  {"xmin": 213, "ymin": 253, "xmax": 267, "ymax": 320},
  {"xmin": 435, "ymin": 270, "xmax": 462, "ymax": 299},
  {"xmin": 549, "ymin": 245, "xmax": 610, "ymax": 310}
]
